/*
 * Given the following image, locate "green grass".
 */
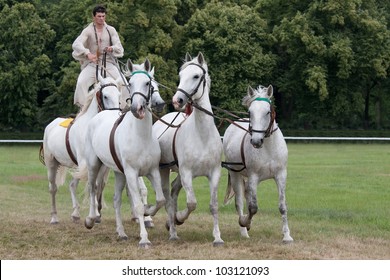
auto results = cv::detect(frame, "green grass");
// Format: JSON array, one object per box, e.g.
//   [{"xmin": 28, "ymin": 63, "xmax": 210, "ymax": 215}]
[{"xmin": 0, "ymin": 143, "xmax": 389, "ymax": 259}]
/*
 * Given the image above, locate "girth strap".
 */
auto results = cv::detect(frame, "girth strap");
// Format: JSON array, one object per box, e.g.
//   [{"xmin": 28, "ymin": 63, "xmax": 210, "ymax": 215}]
[
  {"xmin": 159, "ymin": 126, "xmax": 180, "ymax": 169},
  {"xmin": 221, "ymin": 132, "xmax": 248, "ymax": 172},
  {"xmin": 65, "ymin": 119, "xmax": 78, "ymax": 165},
  {"xmin": 109, "ymin": 113, "xmax": 126, "ymax": 173}
]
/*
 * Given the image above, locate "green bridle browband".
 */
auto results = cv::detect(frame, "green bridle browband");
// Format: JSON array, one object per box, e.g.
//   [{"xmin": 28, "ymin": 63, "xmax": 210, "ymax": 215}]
[{"xmin": 254, "ymin": 97, "xmax": 271, "ymax": 104}]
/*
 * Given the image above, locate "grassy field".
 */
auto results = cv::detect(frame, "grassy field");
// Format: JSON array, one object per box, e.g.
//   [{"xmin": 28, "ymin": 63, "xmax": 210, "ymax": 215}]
[{"xmin": 0, "ymin": 143, "xmax": 389, "ymax": 259}]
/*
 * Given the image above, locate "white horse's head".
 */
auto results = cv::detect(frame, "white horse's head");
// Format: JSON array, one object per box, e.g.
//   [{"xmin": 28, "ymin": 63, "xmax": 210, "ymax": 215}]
[
  {"xmin": 172, "ymin": 52, "xmax": 210, "ymax": 110},
  {"xmin": 95, "ymin": 75, "xmax": 123, "ymax": 110},
  {"xmin": 242, "ymin": 85, "xmax": 274, "ymax": 148},
  {"xmin": 126, "ymin": 58, "xmax": 165, "ymax": 119}
]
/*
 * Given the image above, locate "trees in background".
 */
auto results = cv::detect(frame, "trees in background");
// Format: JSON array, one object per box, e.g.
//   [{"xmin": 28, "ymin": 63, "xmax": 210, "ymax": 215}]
[{"xmin": 1, "ymin": 0, "xmax": 390, "ymax": 132}]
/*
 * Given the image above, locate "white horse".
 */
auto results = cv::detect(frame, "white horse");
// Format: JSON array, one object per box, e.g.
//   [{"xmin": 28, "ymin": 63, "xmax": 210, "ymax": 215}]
[
  {"xmin": 81, "ymin": 58, "xmax": 165, "ymax": 248},
  {"xmin": 152, "ymin": 52, "xmax": 224, "ymax": 246},
  {"xmin": 223, "ymin": 85, "xmax": 293, "ymax": 243},
  {"xmin": 41, "ymin": 75, "xmax": 122, "ymax": 224},
  {"xmin": 96, "ymin": 60, "xmax": 163, "ymax": 229}
]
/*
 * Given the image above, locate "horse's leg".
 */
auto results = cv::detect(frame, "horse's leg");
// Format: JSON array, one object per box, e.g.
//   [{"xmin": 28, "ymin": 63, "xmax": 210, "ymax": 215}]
[
  {"xmin": 69, "ymin": 177, "xmax": 80, "ymax": 222},
  {"xmin": 135, "ymin": 177, "xmax": 154, "ymax": 228},
  {"xmin": 125, "ymin": 170, "xmax": 151, "ymax": 248},
  {"xmin": 229, "ymin": 172, "xmax": 249, "ymax": 238},
  {"xmin": 208, "ymin": 168, "xmax": 224, "ymax": 246},
  {"xmin": 113, "ymin": 171, "xmax": 128, "ymax": 240},
  {"xmin": 275, "ymin": 170, "xmax": 293, "ymax": 243},
  {"xmin": 47, "ymin": 163, "xmax": 59, "ymax": 224},
  {"xmin": 175, "ymin": 170, "xmax": 197, "ymax": 224},
  {"xmin": 84, "ymin": 160, "xmax": 101, "ymax": 229},
  {"xmin": 144, "ymin": 168, "xmax": 166, "ymax": 217},
  {"xmin": 170, "ymin": 174, "xmax": 182, "ymax": 225},
  {"xmin": 161, "ymin": 169, "xmax": 178, "ymax": 240},
  {"xmin": 95, "ymin": 165, "xmax": 110, "ymax": 223},
  {"xmin": 242, "ymin": 175, "xmax": 259, "ymax": 229}
]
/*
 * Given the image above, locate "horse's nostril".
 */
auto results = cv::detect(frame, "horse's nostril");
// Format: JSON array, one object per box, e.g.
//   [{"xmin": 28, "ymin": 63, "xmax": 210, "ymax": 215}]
[{"xmin": 178, "ymin": 98, "xmax": 184, "ymax": 105}]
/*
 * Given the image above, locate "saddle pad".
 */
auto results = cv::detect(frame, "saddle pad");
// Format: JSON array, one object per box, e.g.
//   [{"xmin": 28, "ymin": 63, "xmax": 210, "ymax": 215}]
[{"xmin": 59, "ymin": 118, "xmax": 74, "ymax": 128}]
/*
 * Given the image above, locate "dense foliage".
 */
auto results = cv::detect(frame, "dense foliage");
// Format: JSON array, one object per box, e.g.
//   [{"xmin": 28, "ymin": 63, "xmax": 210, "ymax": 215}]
[{"xmin": 1, "ymin": 0, "xmax": 390, "ymax": 132}]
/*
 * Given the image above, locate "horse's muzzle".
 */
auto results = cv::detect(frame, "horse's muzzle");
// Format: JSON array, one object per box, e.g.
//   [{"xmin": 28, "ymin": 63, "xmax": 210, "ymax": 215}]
[
  {"xmin": 250, "ymin": 138, "xmax": 263, "ymax": 149},
  {"xmin": 131, "ymin": 104, "xmax": 145, "ymax": 119},
  {"xmin": 172, "ymin": 99, "xmax": 184, "ymax": 111}
]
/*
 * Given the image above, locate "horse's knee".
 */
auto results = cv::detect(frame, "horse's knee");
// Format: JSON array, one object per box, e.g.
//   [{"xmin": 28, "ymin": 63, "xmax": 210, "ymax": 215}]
[
  {"xmin": 187, "ymin": 202, "xmax": 197, "ymax": 212},
  {"xmin": 279, "ymin": 205, "xmax": 287, "ymax": 215},
  {"xmin": 248, "ymin": 203, "xmax": 258, "ymax": 216}
]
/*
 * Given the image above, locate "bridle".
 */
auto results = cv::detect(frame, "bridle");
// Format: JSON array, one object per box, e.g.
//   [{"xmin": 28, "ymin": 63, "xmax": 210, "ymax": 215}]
[
  {"xmin": 127, "ymin": 70, "xmax": 154, "ymax": 105},
  {"xmin": 96, "ymin": 83, "xmax": 121, "ymax": 111},
  {"xmin": 176, "ymin": 63, "xmax": 207, "ymax": 102},
  {"xmin": 248, "ymin": 97, "xmax": 277, "ymax": 138}
]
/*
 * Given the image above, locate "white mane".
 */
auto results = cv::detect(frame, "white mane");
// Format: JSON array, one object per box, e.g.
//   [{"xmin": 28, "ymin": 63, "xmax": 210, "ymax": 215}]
[{"xmin": 242, "ymin": 85, "xmax": 269, "ymax": 107}]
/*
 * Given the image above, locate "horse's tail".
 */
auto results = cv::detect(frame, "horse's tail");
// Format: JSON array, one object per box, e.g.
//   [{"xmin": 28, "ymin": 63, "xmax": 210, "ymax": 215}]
[
  {"xmin": 72, "ymin": 163, "xmax": 88, "ymax": 181},
  {"xmin": 39, "ymin": 144, "xmax": 45, "ymax": 166},
  {"xmin": 224, "ymin": 173, "xmax": 235, "ymax": 205}
]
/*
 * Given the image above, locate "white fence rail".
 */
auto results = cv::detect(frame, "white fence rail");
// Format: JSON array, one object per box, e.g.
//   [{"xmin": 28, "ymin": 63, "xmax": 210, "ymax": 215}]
[{"xmin": 1, "ymin": 137, "xmax": 390, "ymax": 144}]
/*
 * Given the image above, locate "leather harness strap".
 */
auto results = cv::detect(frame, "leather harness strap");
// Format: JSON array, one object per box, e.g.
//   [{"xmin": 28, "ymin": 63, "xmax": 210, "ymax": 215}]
[
  {"xmin": 109, "ymin": 113, "xmax": 126, "ymax": 173},
  {"xmin": 171, "ymin": 126, "xmax": 180, "ymax": 167},
  {"xmin": 65, "ymin": 119, "xmax": 78, "ymax": 165}
]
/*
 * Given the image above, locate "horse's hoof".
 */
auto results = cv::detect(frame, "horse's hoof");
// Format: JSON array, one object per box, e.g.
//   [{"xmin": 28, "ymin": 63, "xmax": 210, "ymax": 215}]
[
  {"xmin": 283, "ymin": 236, "xmax": 294, "ymax": 244},
  {"xmin": 213, "ymin": 240, "xmax": 225, "ymax": 247},
  {"xmin": 84, "ymin": 218, "xmax": 95, "ymax": 229},
  {"xmin": 95, "ymin": 216, "xmax": 101, "ymax": 224},
  {"xmin": 71, "ymin": 216, "xmax": 80, "ymax": 223},
  {"xmin": 50, "ymin": 220, "xmax": 59, "ymax": 225},
  {"xmin": 117, "ymin": 235, "xmax": 128, "ymax": 241},
  {"xmin": 169, "ymin": 235, "xmax": 179, "ymax": 241},
  {"xmin": 139, "ymin": 242, "xmax": 152, "ymax": 249},
  {"xmin": 144, "ymin": 221, "xmax": 154, "ymax": 228}
]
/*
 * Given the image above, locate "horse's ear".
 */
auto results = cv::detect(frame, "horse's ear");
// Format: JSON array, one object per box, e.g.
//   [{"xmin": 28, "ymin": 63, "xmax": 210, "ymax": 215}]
[
  {"xmin": 150, "ymin": 66, "xmax": 155, "ymax": 77},
  {"xmin": 144, "ymin": 58, "xmax": 151, "ymax": 72},
  {"xmin": 127, "ymin": 59, "xmax": 134, "ymax": 73},
  {"xmin": 247, "ymin": 85, "xmax": 255, "ymax": 97},
  {"xmin": 185, "ymin": 52, "xmax": 192, "ymax": 62},
  {"xmin": 267, "ymin": 85, "xmax": 273, "ymax": 98},
  {"xmin": 197, "ymin": 52, "xmax": 205, "ymax": 65}
]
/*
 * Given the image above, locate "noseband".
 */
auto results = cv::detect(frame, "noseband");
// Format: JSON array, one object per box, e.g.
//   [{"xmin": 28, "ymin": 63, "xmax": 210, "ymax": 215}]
[
  {"xmin": 248, "ymin": 97, "xmax": 277, "ymax": 138},
  {"xmin": 127, "ymin": 70, "xmax": 153, "ymax": 105},
  {"xmin": 176, "ymin": 63, "xmax": 207, "ymax": 101},
  {"xmin": 96, "ymin": 83, "xmax": 121, "ymax": 111}
]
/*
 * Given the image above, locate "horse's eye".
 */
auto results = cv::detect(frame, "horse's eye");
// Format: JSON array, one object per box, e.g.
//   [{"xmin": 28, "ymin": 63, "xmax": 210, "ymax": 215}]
[
  {"xmin": 194, "ymin": 75, "xmax": 200, "ymax": 79},
  {"xmin": 267, "ymin": 111, "xmax": 271, "ymax": 115}
]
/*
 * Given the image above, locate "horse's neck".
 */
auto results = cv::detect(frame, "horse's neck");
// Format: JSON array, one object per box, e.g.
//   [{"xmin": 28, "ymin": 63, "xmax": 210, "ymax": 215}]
[
  {"xmin": 125, "ymin": 110, "xmax": 153, "ymax": 138},
  {"xmin": 74, "ymin": 98, "xmax": 98, "ymax": 125},
  {"xmin": 192, "ymin": 89, "xmax": 214, "ymax": 125}
]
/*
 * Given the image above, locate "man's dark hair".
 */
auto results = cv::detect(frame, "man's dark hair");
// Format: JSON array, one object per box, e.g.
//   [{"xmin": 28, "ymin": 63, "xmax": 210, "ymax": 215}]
[{"xmin": 93, "ymin": 5, "xmax": 106, "ymax": 16}]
